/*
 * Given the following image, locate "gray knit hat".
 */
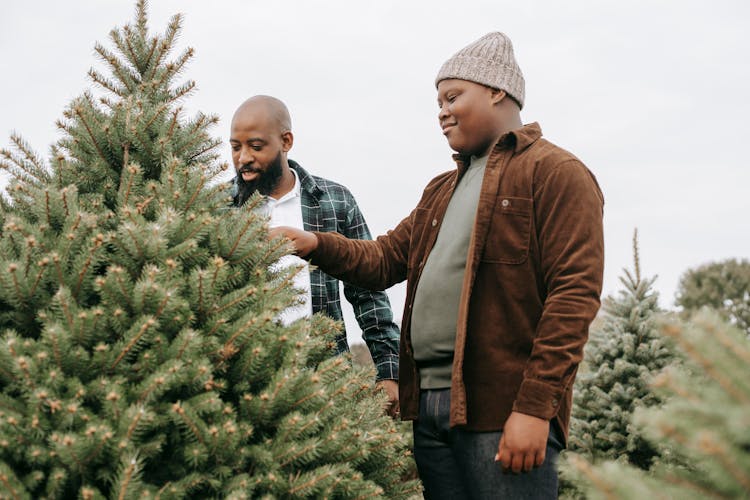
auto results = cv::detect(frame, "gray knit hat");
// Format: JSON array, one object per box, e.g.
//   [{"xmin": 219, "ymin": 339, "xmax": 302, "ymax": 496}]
[{"xmin": 435, "ymin": 32, "xmax": 525, "ymax": 109}]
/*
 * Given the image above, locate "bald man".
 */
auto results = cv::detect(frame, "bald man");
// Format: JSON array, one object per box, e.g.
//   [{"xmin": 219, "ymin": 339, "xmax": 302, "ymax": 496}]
[{"xmin": 229, "ymin": 96, "xmax": 400, "ymax": 414}]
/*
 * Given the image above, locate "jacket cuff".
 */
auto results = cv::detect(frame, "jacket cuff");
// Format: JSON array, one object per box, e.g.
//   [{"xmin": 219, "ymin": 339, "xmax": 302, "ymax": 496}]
[
  {"xmin": 512, "ymin": 378, "xmax": 563, "ymax": 420},
  {"xmin": 374, "ymin": 354, "xmax": 399, "ymax": 382},
  {"xmin": 309, "ymin": 231, "xmax": 336, "ymax": 266}
]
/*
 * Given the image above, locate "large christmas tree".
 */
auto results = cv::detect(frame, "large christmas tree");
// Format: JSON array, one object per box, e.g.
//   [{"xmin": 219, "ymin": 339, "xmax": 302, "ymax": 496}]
[{"xmin": 0, "ymin": 2, "xmax": 418, "ymax": 498}]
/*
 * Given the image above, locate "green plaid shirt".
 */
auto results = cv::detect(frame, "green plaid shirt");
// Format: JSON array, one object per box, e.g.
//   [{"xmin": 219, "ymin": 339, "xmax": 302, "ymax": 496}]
[{"xmin": 233, "ymin": 160, "xmax": 400, "ymax": 380}]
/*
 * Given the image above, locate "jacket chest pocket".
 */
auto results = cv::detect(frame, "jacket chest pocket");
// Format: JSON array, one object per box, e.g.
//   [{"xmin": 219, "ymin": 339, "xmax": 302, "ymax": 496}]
[{"xmin": 482, "ymin": 196, "xmax": 533, "ymax": 264}]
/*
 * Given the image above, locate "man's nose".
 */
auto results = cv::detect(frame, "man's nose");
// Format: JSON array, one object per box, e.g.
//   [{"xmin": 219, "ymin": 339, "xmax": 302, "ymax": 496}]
[
  {"xmin": 438, "ymin": 104, "xmax": 449, "ymax": 121},
  {"xmin": 238, "ymin": 147, "xmax": 254, "ymax": 165}
]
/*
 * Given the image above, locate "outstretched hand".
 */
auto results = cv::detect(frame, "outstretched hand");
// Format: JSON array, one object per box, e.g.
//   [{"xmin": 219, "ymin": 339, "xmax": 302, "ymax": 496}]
[
  {"xmin": 375, "ymin": 380, "xmax": 400, "ymax": 419},
  {"xmin": 269, "ymin": 226, "xmax": 319, "ymax": 258},
  {"xmin": 495, "ymin": 411, "xmax": 550, "ymax": 473}
]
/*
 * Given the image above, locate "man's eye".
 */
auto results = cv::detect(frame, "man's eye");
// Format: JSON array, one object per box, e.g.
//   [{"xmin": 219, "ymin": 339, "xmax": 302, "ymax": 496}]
[
  {"xmin": 231, "ymin": 146, "xmax": 240, "ymax": 152},
  {"xmin": 252, "ymin": 145, "xmax": 263, "ymax": 151}
]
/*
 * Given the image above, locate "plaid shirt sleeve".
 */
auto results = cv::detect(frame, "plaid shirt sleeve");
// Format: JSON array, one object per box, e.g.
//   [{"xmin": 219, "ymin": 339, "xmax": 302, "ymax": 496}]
[
  {"xmin": 296, "ymin": 164, "xmax": 400, "ymax": 381},
  {"xmin": 339, "ymin": 193, "xmax": 400, "ymax": 381}
]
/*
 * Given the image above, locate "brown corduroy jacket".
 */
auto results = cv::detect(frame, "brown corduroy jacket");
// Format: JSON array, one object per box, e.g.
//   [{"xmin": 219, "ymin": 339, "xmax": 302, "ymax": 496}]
[{"xmin": 309, "ymin": 123, "xmax": 604, "ymax": 442}]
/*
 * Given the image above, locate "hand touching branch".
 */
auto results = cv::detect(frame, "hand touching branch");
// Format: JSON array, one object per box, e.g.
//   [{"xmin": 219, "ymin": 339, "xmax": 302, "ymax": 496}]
[{"xmin": 270, "ymin": 226, "xmax": 319, "ymax": 258}]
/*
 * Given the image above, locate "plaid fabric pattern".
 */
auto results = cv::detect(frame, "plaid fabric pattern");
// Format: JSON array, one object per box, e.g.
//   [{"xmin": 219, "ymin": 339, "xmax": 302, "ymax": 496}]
[{"xmin": 289, "ymin": 161, "xmax": 399, "ymax": 381}]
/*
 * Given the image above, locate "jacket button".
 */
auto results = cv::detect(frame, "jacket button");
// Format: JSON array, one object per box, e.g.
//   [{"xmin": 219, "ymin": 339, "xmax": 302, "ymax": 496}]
[
  {"xmin": 432, "ymin": 219, "xmax": 438, "ymax": 227},
  {"xmin": 501, "ymin": 199, "xmax": 510, "ymax": 207},
  {"xmin": 551, "ymin": 398, "xmax": 559, "ymax": 407}
]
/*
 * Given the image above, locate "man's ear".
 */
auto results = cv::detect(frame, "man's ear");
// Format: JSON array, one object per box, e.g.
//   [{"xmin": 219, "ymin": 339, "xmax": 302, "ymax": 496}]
[
  {"xmin": 281, "ymin": 130, "xmax": 294, "ymax": 152},
  {"xmin": 490, "ymin": 88, "xmax": 507, "ymax": 105}
]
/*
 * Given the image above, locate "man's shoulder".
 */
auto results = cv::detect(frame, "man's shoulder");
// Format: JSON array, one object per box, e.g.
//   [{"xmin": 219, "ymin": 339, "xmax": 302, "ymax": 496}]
[
  {"xmin": 515, "ymin": 137, "xmax": 594, "ymax": 188},
  {"xmin": 527, "ymin": 137, "xmax": 583, "ymax": 167},
  {"xmin": 291, "ymin": 161, "xmax": 357, "ymax": 203},
  {"xmin": 521, "ymin": 138, "xmax": 601, "ymax": 200},
  {"xmin": 309, "ymin": 173, "xmax": 353, "ymax": 197}
]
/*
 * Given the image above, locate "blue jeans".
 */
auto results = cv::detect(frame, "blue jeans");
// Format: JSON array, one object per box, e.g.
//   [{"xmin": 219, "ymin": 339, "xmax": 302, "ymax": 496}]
[{"xmin": 413, "ymin": 389, "xmax": 563, "ymax": 500}]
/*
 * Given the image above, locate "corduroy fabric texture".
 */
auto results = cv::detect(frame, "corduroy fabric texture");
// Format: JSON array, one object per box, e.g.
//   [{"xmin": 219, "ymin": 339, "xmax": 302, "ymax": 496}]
[{"xmin": 435, "ymin": 32, "xmax": 525, "ymax": 109}]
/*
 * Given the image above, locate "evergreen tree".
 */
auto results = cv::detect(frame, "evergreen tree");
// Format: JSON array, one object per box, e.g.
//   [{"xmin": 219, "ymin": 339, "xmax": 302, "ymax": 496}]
[
  {"xmin": 564, "ymin": 310, "xmax": 750, "ymax": 499},
  {"xmin": 567, "ymin": 230, "xmax": 676, "ymax": 470},
  {"xmin": 0, "ymin": 2, "xmax": 419, "ymax": 498},
  {"xmin": 675, "ymin": 258, "xmax": 750, "ymax": 336}
]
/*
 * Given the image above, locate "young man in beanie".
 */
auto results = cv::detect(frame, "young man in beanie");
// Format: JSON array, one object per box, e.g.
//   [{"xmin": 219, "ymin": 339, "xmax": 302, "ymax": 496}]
[
  {"xmin": 273, "ymin": 33, "xmax": 604, "ymax": 499},
  {"xmin": 229, "ymin": 95, "xmax": 400, "ymax": 415}
]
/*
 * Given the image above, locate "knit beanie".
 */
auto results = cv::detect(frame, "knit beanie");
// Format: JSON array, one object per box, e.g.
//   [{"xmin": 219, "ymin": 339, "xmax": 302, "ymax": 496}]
[{"xmin": 435, "ymin": 32, "xmax": 525, "ymax": 109}]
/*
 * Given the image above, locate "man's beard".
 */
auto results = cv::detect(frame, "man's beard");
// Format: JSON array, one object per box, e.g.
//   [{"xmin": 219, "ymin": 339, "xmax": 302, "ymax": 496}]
[{"xmin": 233, "ymin": 152, "xmax": 284, "ymax": 206}]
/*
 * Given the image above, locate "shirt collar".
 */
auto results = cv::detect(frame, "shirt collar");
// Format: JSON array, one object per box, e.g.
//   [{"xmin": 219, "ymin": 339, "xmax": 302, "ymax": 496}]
[{"xmin": 270, "ymin": 167, "xmax": 301, "ymax": 204}]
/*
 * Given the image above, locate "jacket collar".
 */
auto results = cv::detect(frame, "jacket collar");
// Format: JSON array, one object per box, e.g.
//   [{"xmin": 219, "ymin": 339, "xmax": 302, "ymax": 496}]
[
  {"xmin": 288, "ymin": 159, "xmax": 323, "ymax": 199},
  {"xmin": 452, "ymin": 122, "xmax": 543, "ymax": 167}
]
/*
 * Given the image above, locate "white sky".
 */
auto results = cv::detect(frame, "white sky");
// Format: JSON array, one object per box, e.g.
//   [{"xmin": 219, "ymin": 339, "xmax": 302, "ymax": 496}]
[{"xmin": 2, "ymin": 1, "xmax": 749, "ymax": 347}]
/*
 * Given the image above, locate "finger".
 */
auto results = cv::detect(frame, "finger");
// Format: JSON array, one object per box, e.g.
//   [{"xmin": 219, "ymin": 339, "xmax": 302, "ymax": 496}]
[
  {"xmin": 385, "ymin": 398, "xmax": 395, "ymax": 417},
  {"xmin": 523, "ymin": 452, "xmax": 535, "ymax": 472},
  {"xmin": 495, "ymin": 434, "xmax": 506, "ymax": 464},
  {"xmin": 511, "ymin": 453, "xmax": 524, "ymax": 474},
  {"xmin": 535, "ymin": 449, "xmax": 546, "ymax": 467}
]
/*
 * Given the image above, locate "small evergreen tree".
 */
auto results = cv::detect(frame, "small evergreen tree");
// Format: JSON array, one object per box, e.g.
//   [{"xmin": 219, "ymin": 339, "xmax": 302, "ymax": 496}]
[
  {"xmin": 676, "ymin": 258, "xmax": 750, "ymax": 336},
  {"xmin": 0, "ymin": 2, "xmax": 418, "ymax": 498},
  {"xmin": 564, "ymin": 310, "xmax": 750, "ymax": 499},
  {"xmin": 567, "ymin": 230, "xmax": 676, "ymax": 469}
]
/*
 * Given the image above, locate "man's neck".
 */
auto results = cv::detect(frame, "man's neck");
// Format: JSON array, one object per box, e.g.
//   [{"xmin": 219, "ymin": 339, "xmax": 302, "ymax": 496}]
[
  {"xmin": 495, "ymin": 111, "xmax": 523, "ymax": 141},
  {"xmin": 269, "ymin": 163, "xmax": 296, "ymax": 200}
]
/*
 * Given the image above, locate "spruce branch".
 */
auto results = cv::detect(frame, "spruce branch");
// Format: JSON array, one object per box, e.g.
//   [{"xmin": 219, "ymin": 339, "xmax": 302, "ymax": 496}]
[
  {"xmin": 696, "ymin": 431, "xmax": 750, "ymax": 492},
  {"xmin": 0, "ymin": 468, "xmax": 24, "ymax": 500},
  {"xmin": 135, "ymin": 0, "xmax": 149, "ymax": 38},
  {"xmin": 118, "ymin": 26, "xmax": 142, "ymax": 74},
  {"xmin": 662, "ymin": 324, "xmax": 749, "ymax": 404},
  {"xmin": 115, "ymin": 456, "xmax": 140, "ymax": 500},
  {"xmin": 94, "ymin": 42, "xmax": 138, "ymax": 94},
  {"xmin": 89, "ymin": 68, "xmax": 126, "ymax": 97},
  {"xmin": 142, "ymin": 102, "xmax": 171, "ymax": 131},
  {"xmin": 170, "ymin": 401, "xmax": 206, "ymax": 446},
  {"xmin": 0, "ymin": 134, "xmax": 50, "ymax": 187},
  {"xmin": 73, "ymin": 233, "xmax": 105, "ymax": 299},
  {"xmin": 60, "ymin": 187, "xmax": 71, "ymax": 218},
  {"xmin": 72, "ymin": 106, "xmax": 110, "ymax": 166},
  {"xmin": 167, "ymin": 79, "xmax": 196, "ymax": 104},
  {"xmin": 27, "ymin": 259, "xmax": 46, "ymax": 301},
  {"xmin": 150, "ymin": 13, "xmax": 183, "ymax": 74},
  {"xmin": 181, "ymin": 172, "xmax": 206, "ymax": 214},
  {"xmin": 632, "ymin": 228, "xmax": 641, "ymax": 284},
  {"xmin": 567, "ymin": 454, "xmax": 619, "ymax": 500},
  {"xmin": 10, "ymin": 134, "xmax": 45, "ymax": 173},
  {"xmin": 109, "ymin": 317, "xmax": 156, "ymax": 371}
]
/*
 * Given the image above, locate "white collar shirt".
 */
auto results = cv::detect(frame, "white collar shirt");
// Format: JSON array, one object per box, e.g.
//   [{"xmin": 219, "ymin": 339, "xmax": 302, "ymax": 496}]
[{"xmin": 262, "ymin": 169, "xmax": 313, "ymax": 325}]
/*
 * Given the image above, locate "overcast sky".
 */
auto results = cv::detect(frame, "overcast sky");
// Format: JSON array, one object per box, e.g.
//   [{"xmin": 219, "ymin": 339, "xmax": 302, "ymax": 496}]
[{"xmin": 2, "ymin": 1, "xmax": 749, "ymax": 347}]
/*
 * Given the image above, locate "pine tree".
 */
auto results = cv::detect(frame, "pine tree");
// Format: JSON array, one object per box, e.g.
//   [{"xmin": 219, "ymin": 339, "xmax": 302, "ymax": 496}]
[
  {"xmin": 676, "ymin": 258, "xmax": 750, "ymax": 337},
  {"xmin": 0, "ymin": 2, "xmax": 419, "ymax": 498},
  {"xmin": 567, "ymin": 230, "xmax": 677, "ymax": 470},
  {"xmin": 564, "ymin": 310, "xmax": 750, "ymax": 499}
]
